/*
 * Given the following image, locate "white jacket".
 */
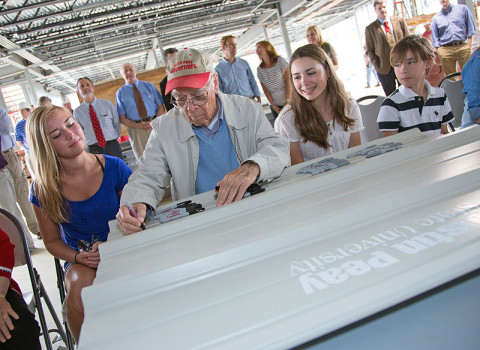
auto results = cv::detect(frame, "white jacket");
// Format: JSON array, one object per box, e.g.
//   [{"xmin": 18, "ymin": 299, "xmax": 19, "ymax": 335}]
[{"xmin": 121, "ymin": 92, "xmax": 290, "ymax": 207}]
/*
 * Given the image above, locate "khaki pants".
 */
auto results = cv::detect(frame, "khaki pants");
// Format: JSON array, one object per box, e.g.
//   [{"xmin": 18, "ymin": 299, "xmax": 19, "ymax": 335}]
[
  {"xmin": 127, "ymin": 127, "xmax": 152, "ymax": 160},
  {"xmin": 0, "ymin": 167, "xmax": 35, "ymax": 249},
  {"xmin": 24, "ymin": 152, "xmax": 35, "ymax": 180},
  {"xmin": 437, "ymin": 44, "xmax": 471, "ymax": 78},
  {"xmin": 2, "ymin": 149, "xmax": 39, "ymax": 235}
]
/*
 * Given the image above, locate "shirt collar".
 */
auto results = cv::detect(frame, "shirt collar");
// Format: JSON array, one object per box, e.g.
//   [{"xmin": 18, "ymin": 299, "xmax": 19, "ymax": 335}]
[
  {"xmin": 378, "ymin": 17, "xmax": 391, "ymax": 25},
  {"xmin": 398, "ymin": 80, "xmax": 435, "ymax": 100},
  {"xmin": 191, "ymin": 95, "xmax": 223, "ymax": 134},
  {"xmin": 125, "ymin": 79, "xmax": 139, "ymax": 87},
  {"xmin": 87, "ymin": 97, "xmax": 97, "ymax": 107},
  {"xmin": 222, "ymin": 57, "xmax": 236, "ymax": 65},
  {"xmin": 441, "ymin": 4, "xmax": 453, "ymax": 14}
]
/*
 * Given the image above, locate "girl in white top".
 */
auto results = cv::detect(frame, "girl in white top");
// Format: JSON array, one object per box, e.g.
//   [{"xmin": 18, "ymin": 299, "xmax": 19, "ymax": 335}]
[
  {"xmin": 275, "ymin": 44, "xmax": 363, "ymax": 165},
  {"xmin": 256, "ymin": 41, "xmax": 292, "ymax": 119}
]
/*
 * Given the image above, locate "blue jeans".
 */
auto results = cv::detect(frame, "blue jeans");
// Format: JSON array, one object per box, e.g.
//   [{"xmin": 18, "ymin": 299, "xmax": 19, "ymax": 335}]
[{"xmin": 366, "ymin": 63, "xmax": 380, "ymax": 86}]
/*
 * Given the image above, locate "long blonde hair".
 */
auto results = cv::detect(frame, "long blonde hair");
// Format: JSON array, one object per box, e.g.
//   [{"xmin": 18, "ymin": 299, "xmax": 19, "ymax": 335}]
[
  {"xmin": 306, "ymin": 25, "xmax": 323, "ymax": 46},
  {"xmin": 26, "ymin": 106, "xmax": 70, "ymax": 223},
  {"xmin": 290, "ymin": 44, "xmax": 354, "ymax": 149}
]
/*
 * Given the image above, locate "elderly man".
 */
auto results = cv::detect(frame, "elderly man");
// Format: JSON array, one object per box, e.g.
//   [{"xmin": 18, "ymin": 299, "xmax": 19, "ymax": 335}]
[
  {"xmin": 0, "ymin": 106, "xmax": 40, "ymax": 243},
  {"xmin": 74, "ymin": 77, "xmax": 123, "ymax": 158},
  {"xmin": 117, "ymin": 48, "xmax": 289, "ymax": 234},
  {"xmin": 115, "ymin": 63, "xmax": 165, "ymax": 160},
  {"xmin": 365, "ymin": 0, "xmax": 409, "ymax": 96},
  {"xmin": 215, "ymin": 35, "xmax": 261, "ymax": 103},
  {"xmin": 431, "ymin": 0, "xmax": 476, "ymax": 77},
  {"xmin": 159, "ymin": 48, "xmax": 179, "ymax": 112}
]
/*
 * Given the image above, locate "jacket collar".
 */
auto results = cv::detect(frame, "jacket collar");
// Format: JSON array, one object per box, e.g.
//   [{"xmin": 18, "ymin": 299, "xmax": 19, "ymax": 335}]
[
  {"xmin": 177, "ymin": 91, "xmax": 247, "ymax": 143},
  {"xmin": 398, "ymin": 80, "xmax": 436, "ymax": 100}
]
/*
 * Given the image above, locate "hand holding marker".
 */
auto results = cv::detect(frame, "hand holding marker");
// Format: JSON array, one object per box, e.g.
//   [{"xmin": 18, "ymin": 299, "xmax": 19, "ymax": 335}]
[
  {"xmin": 214, "ymin": 183, "xmax": 265, "ymax": 199},
  {"xmin": 124, "ymin": 200, "xmax": 146, "ymax": 230}
]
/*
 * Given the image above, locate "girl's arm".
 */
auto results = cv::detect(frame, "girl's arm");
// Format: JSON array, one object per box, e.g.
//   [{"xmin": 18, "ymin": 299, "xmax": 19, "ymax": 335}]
[
  {"xmin": 348, "ymin": 132, "xmax": 361, "ymax": 148},
  {"xmin": 33, "ymin": 205, "xmax": 77, "ymax": 263},
  {"xmin": 290, "ymin": 142, "xmax": 304, "ymax": 165},
  {"xmin": 382, "ymin": 130, "xmax": 398, "ymax": 137}
]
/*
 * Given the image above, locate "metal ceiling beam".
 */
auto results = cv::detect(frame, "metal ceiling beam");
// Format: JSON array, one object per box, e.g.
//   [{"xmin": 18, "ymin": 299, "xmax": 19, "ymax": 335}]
[
  {"xmin": 0, "ymin": 0, "xmax": 71, "ymax": 16},
  {"xmin": 6, "ymin": 0, "xmax": 267, "ymax": 36}
]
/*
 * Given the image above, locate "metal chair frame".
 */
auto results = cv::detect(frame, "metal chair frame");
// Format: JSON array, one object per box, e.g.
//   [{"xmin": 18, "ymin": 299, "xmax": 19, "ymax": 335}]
[
  {"xmin": 356, "ymin": 95, "xmax": 385, "ymax": 143},
  {"xmin": 439, "ymin": 72, "xmax": 464, "ymax": 131},
  {"xmin": 0, "ymin": 208, "xmax": 69, "ymax": 350}
]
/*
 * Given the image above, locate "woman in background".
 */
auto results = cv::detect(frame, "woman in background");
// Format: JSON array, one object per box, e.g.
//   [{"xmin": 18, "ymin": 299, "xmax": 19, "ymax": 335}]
[
  {"xmin": 256, "ymin": 41, "xmax": 291, "ymax": 119},
  {"xmin": 27, "ymin": 106, "xmax": 132, "ymax": 343},
  {"xmin": 306, "ymin": 25, "xmax": 339, "ymax": 70},
  {"xmin": 275, "ymin": 44, "xmax": 362, "ymax": 165}
]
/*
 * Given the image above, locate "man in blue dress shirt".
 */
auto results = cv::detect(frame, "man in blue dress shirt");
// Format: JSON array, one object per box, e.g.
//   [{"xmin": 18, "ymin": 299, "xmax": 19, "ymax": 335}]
[
  {"xmin": 215, "ymin": 35, "xmax": 261, "ymax": 103},
  {"xmin": 116, "ymin": 63, "xmax": 165, "ymax": 160},
  {"xmin": 432, "ymin": 0, "xmax": 476, "ymax": 77},
  {"xmin": 15, "ymin": 102, "xmax": 35, "ymax": 178},
  {"xmin": 74, "ymin": 77, "xmax": 123, "ymax": 158}
]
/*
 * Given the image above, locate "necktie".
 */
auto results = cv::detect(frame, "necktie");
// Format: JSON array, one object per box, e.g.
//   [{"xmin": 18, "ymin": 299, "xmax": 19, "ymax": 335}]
[
  {"xmin": 132, "ymin": 84, "xmax": 148, "ymax": 120},
  {"xmin": 89, "ymin": 104, "xmax": 107, "ymax": 148},
  {"xmin": 384, "ymin": 21, "xmax": 392, "ymax": 34}
]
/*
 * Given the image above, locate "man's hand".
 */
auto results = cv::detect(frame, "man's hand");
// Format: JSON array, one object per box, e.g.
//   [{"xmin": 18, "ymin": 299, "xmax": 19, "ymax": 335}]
[
  {"xmin": 138, "ymin": 121, "xmax": 152, "ymax": 130},
  {"xmin": 216, "ymin": 162, "xmax": 260, "ymax": 207},
  {"xmin": 116, "ymin": 203, "xmax": 147, "ymax": 234}
]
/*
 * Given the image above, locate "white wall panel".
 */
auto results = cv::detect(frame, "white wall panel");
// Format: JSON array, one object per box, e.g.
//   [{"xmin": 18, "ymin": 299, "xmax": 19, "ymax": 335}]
[{"xmin": 80, "ymin": 127, "xmax": 480, "ymax": 349}]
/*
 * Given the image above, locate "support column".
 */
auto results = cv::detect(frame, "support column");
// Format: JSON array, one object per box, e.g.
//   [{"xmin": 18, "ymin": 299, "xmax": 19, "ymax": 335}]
[
  {"xmin": 276, "ymin": 4, "xmax": 292, "ymax": 59},
  {"xmin": 157, "ymin": 37, "xmax": 165, "ymax": 66},
  {"xmin": 0, "ymin": 90, "xmax": 7, "ymax": 109},
  {"xmin": 24, "ymin": 69, "xmax": 38, "ymax": 105},
  {"xmin": 263, "ymin": 25, "xmax": 269, "ymax": 41}
]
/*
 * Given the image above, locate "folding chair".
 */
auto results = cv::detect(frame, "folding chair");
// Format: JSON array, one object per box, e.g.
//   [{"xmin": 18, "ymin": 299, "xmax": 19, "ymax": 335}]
[
  {"xmin": 54, "ymin": 257, "xmax": 76, "ymax": 350},
  {"xmin": 439, "ymin": 72, "xmax": 465, "ymax": 129},
  {"xmin": 0, "ymin": 208, "xmax": 70, "ymax": 350},
  {"xmin": 356, "ymin": 95, "xmax": 385, "ymax": 143}
]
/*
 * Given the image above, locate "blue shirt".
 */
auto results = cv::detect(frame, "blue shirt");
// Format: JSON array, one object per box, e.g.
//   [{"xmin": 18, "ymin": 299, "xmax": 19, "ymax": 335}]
[
  {"xmin": 461, "ymin": 49, "xmax": 480, "ymax": 127},
  {"xmin": 215, "ymin": 58, "xmax": 261, "ymax": 97},
  {"xmin": 14, "ymin": 119, "xmax": 29, "ymax": 153},
  {"xmin": 431, "ymin": 4, "xmax": 476, "ymax": 47},
  {"xmin": 194, "ymin": 116, "xmax": 239, "ymax": 194},
  {"xmin": 30, "ymin": 156, "xmax": 132, "ymax": 251},
  {"xmin": 73, "ymin": 98, "xmax": 122, "ymax": 145},
  {"xmin": 0, "ymin": 107, "xmax": 15, "ymax": 152},
  {"xmin": 115, "ymin": 80, "xmax": 164, "ymax": 121}
]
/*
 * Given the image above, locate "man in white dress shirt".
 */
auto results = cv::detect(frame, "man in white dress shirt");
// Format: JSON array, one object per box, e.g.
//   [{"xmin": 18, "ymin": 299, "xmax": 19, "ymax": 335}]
[{"xmin": 74, "ymin": 77, "xmax": 123, "ymax": 158}]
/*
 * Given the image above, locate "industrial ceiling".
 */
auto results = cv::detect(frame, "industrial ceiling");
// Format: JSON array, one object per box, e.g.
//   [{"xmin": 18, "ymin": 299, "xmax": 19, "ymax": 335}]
[{"xmin": 0, "ymin": 0, "xmax": 368, "ymax": 94}]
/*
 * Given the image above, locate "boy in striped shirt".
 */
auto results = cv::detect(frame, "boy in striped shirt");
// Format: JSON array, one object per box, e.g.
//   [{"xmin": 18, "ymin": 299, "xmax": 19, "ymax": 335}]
[{"xmin": 377, "ymin": 35, "xmax": 454, "ymax": 136}]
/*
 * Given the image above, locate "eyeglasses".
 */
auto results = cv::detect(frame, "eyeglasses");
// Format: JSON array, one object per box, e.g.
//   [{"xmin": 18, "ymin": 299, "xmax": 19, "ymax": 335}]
[
  {"xmin": 171, "ymin": 77, "xmax": 213, "ymax": 109},
  {"xmin": 171, "ymin": 92, "xmax": 210, "ymax": 109}
]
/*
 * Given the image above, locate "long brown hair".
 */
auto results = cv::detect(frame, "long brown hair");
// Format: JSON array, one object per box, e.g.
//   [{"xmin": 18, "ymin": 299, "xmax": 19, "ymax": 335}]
[
  {"xmin": 257, "ymin": 40, "xmax": 279, "ymax": 68},
  {"xmin": 290, "ymin": 44, "xmax": 354, "ymax": 149},
  {"xmin": 26, "ymin": 106, "xmax": 71, "ymax": 223}
]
